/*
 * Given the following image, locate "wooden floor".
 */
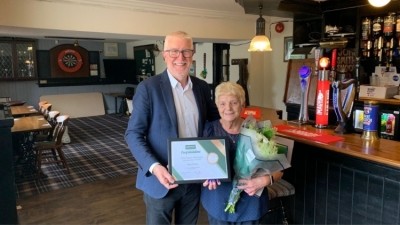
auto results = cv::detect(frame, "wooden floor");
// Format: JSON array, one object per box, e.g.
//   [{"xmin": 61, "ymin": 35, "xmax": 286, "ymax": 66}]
[{"xmin": 17, "ymin": 174, "xmax": 209, "ymax": 225}]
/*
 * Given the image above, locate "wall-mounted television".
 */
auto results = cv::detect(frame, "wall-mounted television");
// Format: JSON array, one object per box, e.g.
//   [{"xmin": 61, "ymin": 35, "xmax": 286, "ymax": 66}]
[{"xmin": 103, "ymin": 59, "xmax": 137, "ymax": 84}]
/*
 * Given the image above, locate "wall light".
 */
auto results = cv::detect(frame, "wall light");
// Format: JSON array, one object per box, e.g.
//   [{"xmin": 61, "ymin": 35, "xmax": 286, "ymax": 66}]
[
  {"xmin": 368, "ymin": 0, "xmax": 390, "ymax": 7},
  {"xmin": 248, "ymin": 4, "xmax": 272, "ymax": 52}
]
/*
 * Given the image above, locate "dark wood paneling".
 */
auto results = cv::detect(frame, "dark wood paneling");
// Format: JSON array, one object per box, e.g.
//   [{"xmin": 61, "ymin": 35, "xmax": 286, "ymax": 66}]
[{"xmin": 287, "ymin": 142, "xmax": 400, "ymax": 224}]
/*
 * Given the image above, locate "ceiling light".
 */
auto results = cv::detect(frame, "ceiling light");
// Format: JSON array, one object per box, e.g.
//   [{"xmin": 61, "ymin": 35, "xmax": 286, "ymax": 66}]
[
  {"xmin": 368, "ymin": 0, "xmax": 390, "ymax": 7},
  {"xmin": 248, "ymin": 4, "xmax": 272, "ymax": 52}
]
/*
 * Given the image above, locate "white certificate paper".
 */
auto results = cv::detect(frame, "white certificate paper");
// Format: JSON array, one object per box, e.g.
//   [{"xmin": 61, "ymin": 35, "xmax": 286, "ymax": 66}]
[{"xmin": 168, "ymin": 137, "xmax": 231, "ymax": 184}]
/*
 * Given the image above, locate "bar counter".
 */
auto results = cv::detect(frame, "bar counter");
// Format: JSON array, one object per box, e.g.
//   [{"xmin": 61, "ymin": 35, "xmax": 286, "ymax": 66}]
[
  {"xmin": 259, "ymin": 106, "xmax": 400, "ymax": 169},
  {"xmin": 277, "ymin": 122, "xmax": 400, "ymax": 169},
  {"xmin": 258, "ymin": 106, "xmax": 400, "ymax": 224}
]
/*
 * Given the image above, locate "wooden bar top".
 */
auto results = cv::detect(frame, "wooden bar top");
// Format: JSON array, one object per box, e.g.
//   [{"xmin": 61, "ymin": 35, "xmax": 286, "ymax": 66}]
[
  {"xmin": 256, "ymin": 106, "xmax": 400, "ymax": 169},
  {"xmin": 359, "ymin": 97, "xmax": 400, "ymax": 105}
]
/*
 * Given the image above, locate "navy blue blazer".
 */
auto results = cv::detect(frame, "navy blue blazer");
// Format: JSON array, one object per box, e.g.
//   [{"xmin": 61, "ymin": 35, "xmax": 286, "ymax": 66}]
[{"xmin": 125, "ymin": 70, "xmax": 219, "ymax": 199}]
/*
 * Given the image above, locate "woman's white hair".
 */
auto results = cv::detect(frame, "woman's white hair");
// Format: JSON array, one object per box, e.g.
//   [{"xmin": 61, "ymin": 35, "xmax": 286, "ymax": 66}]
[{"xmin": 214, "ymin": 81, "xmax": 246, "ymax": 106}]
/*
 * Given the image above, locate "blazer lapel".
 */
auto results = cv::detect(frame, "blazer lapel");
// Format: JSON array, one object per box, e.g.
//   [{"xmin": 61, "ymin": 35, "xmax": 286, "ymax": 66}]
[
  {"xmin": 160, "ymin": 72, "xmax": 178, "ymax": 135},
  {"xmin": 191, "ymin": 80, "xmax": 205, "ymax": 136}
]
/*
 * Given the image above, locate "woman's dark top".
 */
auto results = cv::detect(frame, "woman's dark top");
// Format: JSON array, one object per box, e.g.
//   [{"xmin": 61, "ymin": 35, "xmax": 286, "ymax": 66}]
[{"xmin": 200, "ymin": 120, "xmax": 269, "ymax": 222}]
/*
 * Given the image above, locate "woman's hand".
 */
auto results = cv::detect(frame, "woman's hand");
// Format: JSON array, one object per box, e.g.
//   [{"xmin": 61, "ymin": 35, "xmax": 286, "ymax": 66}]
[
  {"xmin": 237, "ymin": 177, "xmax": 266, "ymax": 196},
  {"xmin": 202, "ymin": 179, "xmax": 221, "ymax": 190},
  {"xmin": 237, "ymin": 171, "xmax": 284, "ymax": 196}
]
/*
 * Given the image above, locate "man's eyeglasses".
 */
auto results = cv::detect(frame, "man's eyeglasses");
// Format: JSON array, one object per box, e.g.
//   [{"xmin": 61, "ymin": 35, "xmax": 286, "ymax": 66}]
[{"xmin": 164, "ymin": 49, "xmax": 194, "ymax": 58}]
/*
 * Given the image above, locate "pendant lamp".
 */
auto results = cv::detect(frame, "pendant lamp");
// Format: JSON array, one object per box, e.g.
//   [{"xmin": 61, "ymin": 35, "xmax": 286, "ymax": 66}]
[
  {"xmin": 248, "ymin": 4, "xmax": 272, "ymax": 52},
  {"xmin": 368, "ymin": 0, "xmax": 390, "ymax": 7}
]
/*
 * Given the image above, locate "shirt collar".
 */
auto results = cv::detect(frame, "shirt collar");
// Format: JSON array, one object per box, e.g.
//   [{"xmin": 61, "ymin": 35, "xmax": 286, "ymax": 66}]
[{"xmin": 167, "ymin": 70, "xmax": 193, "ymax": 90}]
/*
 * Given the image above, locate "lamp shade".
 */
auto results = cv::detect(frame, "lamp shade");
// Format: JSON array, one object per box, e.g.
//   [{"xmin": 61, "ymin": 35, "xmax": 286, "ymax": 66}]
[
  {"xmin": 248, "ymin": 35, "xmax": 272, "ymax": 52},
  {"xmin": 248, "ymin": 6, "xmax": 272, "ymax": 52},
  {"xmin": 368, "ymin": 0, "xmax": 390, "ymax": 7}
]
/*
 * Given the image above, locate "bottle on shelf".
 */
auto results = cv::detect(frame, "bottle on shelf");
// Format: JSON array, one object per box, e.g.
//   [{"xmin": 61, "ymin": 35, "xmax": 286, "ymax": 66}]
[
  {"xmin": 393, "ymin": 12, "xmax": 400, "ymax": 65},
  {"xmin": 383, "ymin": 12, "xmax": 396, "ymax": 70},
  {"xmin": 383, "ymin": 13, "xmax": 395, "ymax": 37},
  {"xmin": 361, "ymin": 17, "xmax": 372, "ymax": 58},
  {"xmin": 373, "ymin": 16, "xmax": 384, "ymax": 65},
  {"xmin": 396, "ymin": 12, "xmax": 400, "ymax": 42},
  {"xmin": 373, "ymin": 16, "xmax": 383, "ymax": 37}
]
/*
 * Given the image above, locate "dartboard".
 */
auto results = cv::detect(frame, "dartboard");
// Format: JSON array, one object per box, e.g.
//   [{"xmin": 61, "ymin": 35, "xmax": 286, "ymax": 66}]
[{"xmin": 57, "ymin": 49, "xmax": 83, "ymax": 73}]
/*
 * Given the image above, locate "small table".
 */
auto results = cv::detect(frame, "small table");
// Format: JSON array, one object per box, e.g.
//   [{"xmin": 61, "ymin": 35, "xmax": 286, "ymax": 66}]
[
  {"xmin": 12, "ymin": 115, "xmax": 52, "ymax": 133},
  {"xmin": 11, "ymin": 105, "xmax": 39, "ymax": 117},
  {"xmin": 104, "ymin": 92, "xmax": 125, "ymax": 114},
  {"xmin": 7, "ymin": 100, "xmax": 26, "ymax": 106},
  {"xmin": 12, "ymin": 115, "xmax": 52, "ymax": 177}
]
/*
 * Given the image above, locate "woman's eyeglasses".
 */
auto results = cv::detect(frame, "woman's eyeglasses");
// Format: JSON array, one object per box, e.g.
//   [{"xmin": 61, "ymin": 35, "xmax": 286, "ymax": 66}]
[{"xmin": 164, "ymin": 49, "xmax": 194, "ymax": 58}]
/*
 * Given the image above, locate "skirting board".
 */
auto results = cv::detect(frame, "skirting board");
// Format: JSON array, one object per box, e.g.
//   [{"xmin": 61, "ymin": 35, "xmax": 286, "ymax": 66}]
[{"xmin": 40, "ymin": 92, "xmax": 105, "ymax": 118}]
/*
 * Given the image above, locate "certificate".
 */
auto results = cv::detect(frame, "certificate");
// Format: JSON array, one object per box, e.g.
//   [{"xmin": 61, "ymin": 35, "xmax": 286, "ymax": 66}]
[{"xmin": 168, "ymin": 137, "xmax": 231, "ymax": 184}]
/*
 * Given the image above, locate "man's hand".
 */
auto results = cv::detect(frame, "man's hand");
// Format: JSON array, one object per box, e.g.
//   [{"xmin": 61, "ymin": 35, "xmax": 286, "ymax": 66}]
[{"xmin": 152, "ymin": 164, "xmax": 178, "ymax": 189}]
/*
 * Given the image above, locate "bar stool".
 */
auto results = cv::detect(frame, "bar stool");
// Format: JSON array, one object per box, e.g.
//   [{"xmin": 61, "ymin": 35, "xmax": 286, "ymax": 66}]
[
  {"xmin": 266, "ymin": 179, "xmax": 295, "ymax": 225},
  {"xmin": 263, "ymin": 137, "xmax": 295, "ymax": 225}
]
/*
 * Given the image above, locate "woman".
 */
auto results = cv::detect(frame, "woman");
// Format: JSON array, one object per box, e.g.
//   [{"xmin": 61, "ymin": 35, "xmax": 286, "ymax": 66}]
[{"xmin": 201, "ymin": 81, "xmax": 283, "ymax": 225}]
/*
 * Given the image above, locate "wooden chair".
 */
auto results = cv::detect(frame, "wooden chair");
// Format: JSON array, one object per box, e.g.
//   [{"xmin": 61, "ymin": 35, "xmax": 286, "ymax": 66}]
[
  {"xmin": 34, "ymin": 115, "xmax": 70, "ymax": 177},
  {"xmin": 38, "ymin": 100, "xmax": 48, "ymax": 111},
  {"xmin": 126, "ymin": 99, "xmax": 133, "ymax": 116},
  {"xmin": 40, "ymin": 103, "xmax": 52, "ymax": 119},
  {"xmin": 35, "ymin": 110, "xmax": 60, "ymax": 142},
  {"xmin": 47, "ymin": 111, "xmax": 60, "ymax": 126},
  {"xmin": 57, "ymin": 115, "xmax": 71, "ymax": 144}
]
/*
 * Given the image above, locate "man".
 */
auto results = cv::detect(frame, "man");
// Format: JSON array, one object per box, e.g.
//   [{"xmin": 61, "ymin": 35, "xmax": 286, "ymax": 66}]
[{"xmin": 125, "ymin": 31, "xmax": 219, "ymax": 225}]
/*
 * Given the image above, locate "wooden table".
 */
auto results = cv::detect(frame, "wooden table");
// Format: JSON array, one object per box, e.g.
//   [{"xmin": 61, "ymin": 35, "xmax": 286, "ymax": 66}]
[
  {"xmin": 11, "ymin": 105, "xmax": 39, "ymax": 117},
  {"xmin": 11, "ymin": 115, "xmax": 51, "ymax": 133},
  {"xmin": 12, "ymin": 115, "xmax": 52, "ymax": 179},
  {"xmin": 6, "ymin": 100, "xmax": 26, "ymax": 106}
]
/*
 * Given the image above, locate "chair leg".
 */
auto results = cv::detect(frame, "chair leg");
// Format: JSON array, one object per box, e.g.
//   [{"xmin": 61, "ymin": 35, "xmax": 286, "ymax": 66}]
[
  {"xmin": 35, "ymin": 149, "xmax": 43, "ymax": 179},
  {"xmin": 279, "ymin": 199, "xmax": 289, "ymax": 225},
  {"xmin": 51, "ymin": 149, "xmax": 58, "ymax": 161},
  {"xmin": 56, "ymin": 147, "xmax": 69, "ymax": 173}
]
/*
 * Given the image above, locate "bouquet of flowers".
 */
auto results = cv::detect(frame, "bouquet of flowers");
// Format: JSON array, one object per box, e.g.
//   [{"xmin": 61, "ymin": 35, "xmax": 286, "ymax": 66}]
[{"xmin": 224, "ymin": 116, "xmax": 291, "ymax": 213}]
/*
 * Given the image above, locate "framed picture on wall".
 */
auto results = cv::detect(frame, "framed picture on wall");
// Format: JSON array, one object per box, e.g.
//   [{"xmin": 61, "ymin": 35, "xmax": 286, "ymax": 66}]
[
  {"xmin": 283, "ymin": 59, "xmax": 317, "ymax": 106},
  {"xmin": 104, "ymin": 43, "xmax": 119, "ymax": 57},
  {"xmin": 284, "ymin": 37, "xmax": 293, "ymax": 62},
  {"xmin": 189, "ymin": 60, "xmax": 196, "ymax": 76}
]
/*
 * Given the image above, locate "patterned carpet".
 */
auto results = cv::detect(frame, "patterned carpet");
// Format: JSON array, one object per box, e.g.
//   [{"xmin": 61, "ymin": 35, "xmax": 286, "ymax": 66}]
[{"xmin": 15, "ymin": 114, "xmax": 138, "ymax": 198}]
